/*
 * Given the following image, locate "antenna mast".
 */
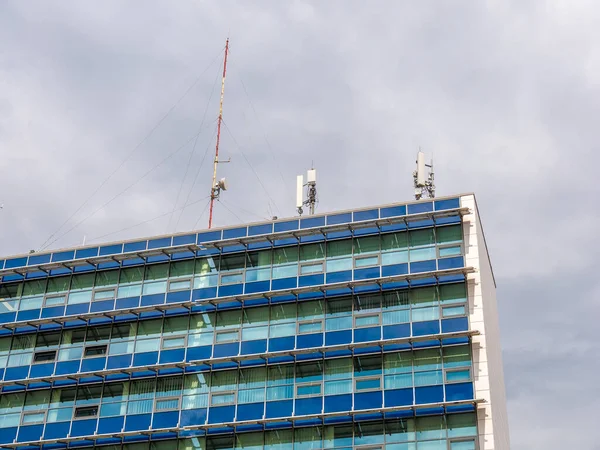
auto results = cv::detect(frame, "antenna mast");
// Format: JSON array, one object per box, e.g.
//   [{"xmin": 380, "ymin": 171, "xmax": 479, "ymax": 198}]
[
  {"xmin": 296, "ymin": 168, "xmax": 318, "ymax": 216},
  {"xmin": 413, "ymin": 150, "xmax": 435, "ymax": 200},
  {"xmin": 208, "ymin": 38, "xmax": 230, "ymax": 229}
]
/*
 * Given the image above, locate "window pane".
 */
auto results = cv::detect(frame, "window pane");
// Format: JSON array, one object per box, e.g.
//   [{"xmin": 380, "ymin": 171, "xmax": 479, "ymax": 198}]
[
  {"xmin": 439, "ymin": 283, "xmax": 467, "ymax": 305},
  {"xmin": 447, "ymin": 413, "xmax": 477, "ymax": 437},
  {"xmin": 439, "ymin": 246, "xmax": 461, "ymax": 257},
  {"xmin": 355, "ymin": 236, "xmax": 379, "ymax": 254},
  {"xmin": 437, "ymin": 225, "xmax": 462, "ymax": 244},
  {"xmin": 409, "ymin": 229, "xmax": 434, "ymax": 247},
  {"xmin": 409, "ymin": 247, "xmax": 436, "ymax": 262},
  {"xmin": 299, "ymin": 243, "xmax": 325, "ymax": 262},
  {"xmin": 381, "ymin": 232, "xmax": 408, "ymax": 251}
]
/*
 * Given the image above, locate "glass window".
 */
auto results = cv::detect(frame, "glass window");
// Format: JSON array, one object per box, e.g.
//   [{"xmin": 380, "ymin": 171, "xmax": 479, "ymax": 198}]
[
  {"xmin": 443, "ymin": 345, "xmax": 471, "ymax": 368},
  {"xmin": 246, "ymin": 251, "xmax": 272, "ymax": 282},
  {"xmin": 118, "ymin": 267, "xmax": 143, "ymax": 298},
  {"xmin": 439, "ymin": 246, "xmax": 462, "ymax": 257},
  {"xmin": 196, "ymin": 257, "xmax": 218, "ymax": 275},
  {"xmin": 216, "ymin": 330, "xmax": 239, "ymax": 343},
  {"xmin": 95, "ymin": 270, "xmax": 119, "ymax": 288},
  {"xmin": 164, "ymin": 316, "xmax": 188, "ymax": 336},
  {"xmin": 300, "ymin": 262, "xmax": 323, "ymax": 275},
  {"xmin": 437, "ymin": 225, "xmax": 462, "ymax": 244},
  {"xmin": 326, "ymin": 240, "xmax": 352, "ymax": 272},
  {"xmin": 238, "ymin": 367, "xmax": 266, "ymax": 404},
  {"xmin": 355, "ymin": 236, "xmax": 379, "ymax": 255},
  {"xmin": 409, "ymin": 247, "xmax": 436, "ymax": 262},
  {"xmin": 298, "ymin": 320, "xmax": 323, "ymax": 334},
  {"xmin": 354, "ymin": 314, "xmax": 380, "ymax": 327},
  {"xmin": 299, "ymin": 243, "xmax": 325, "ymax": 262},
  {"xmin": 326, "ymin": 297, "xmax": 352, "ymax": 331},
  {"xmin": 265, "ymin": 428, "xmax": 292, "ymax": 450},
  {"xmin": 440, "ymin": 283, "xmax": 467, "ymax": 305},
  {"xmin": 46, "ymin": 276, "xmax": 71, "ymax": 295},
  {"xmin": 216, "ymin": 309, "xmax": 242, "ymax": 329},
  {"xmin": 272, "ymin": 247, "xmax": 299, "ymax": 279},
  {"xmin": 266, "ymin": 365, "xmax": 293, "ymax": 400},
  {"xmin": 443, "ymin": 305, "xmax": 466, "ymax": 317},
  {"xmin": 416, "ymin": 416, "xmax": 445, "ymax": 441},
  {"xmin": 354, "ymin": 355, "xmax": 381, "ymax": 378},
  {"xmin": 295, "ymin": 427, "xmax": 322, "ymax": 450},
  {"xmin": 219, "ymin": 254, "xmax": 245, "ymax": 272},
  {"xmin": 410, "ymin": 229, "xmax": 435, "ymax": 247},
  {"xmin": 324, "ymin": 358, "xmax": 352, "ymax": 395},
  {"xmin": 236, "ymin": 432, "xmax": 263, "ymax": 450},
  {"xmin": 70, "ymin": 273, "xmax": 94, "ymax": 292},
  {"xmin": 447, "ymin": 413, "xmax": 477, "ymax": 438},
  {"xmin": 169, "ymin": 279, "xmax": 192, "ymax": 291},
  {"xmin": 353, "ymin": 422, "xmax": 384, "ymax": 446},
  {"xmin": 296, "ymin": 383, "xmax": 321, "ymax": 397},
  {"xmin": 170, "ymin": 260, "xmax": 195, "ymax": 278},
  {"xmin": 298, "ymin": 300, "xmax": 324, "ymax": 321}
]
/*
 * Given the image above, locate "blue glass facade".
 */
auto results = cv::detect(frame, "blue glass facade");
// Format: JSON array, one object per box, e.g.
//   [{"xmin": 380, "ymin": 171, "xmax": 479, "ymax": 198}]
[{"xmin": 0, "ymin": 198, "xmax": 480, "ymax": 450}]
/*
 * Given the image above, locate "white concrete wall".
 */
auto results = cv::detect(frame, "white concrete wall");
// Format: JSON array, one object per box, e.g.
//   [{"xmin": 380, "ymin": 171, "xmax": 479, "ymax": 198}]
[{"xmin": 460, "ymin": 194, "xmax": 510, "ymax": 450}]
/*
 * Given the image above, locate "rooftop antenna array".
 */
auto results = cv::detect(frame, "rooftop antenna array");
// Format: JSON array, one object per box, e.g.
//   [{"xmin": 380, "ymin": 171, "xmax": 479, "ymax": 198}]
[
  {"xmin": 413, "ymin": 150, "xmax": 435, "ymax": 200},
  {"xmin": 208, "ymin": 38, "xmax": 231, "ymax": 229},
  {"xmin": 296, "ymin": 168, "xmax": 317, "ymax": 216}
]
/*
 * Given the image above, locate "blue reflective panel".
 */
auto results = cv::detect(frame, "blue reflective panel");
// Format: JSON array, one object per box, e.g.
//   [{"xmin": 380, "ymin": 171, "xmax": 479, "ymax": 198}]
[
  {"xmin": 353, "ymin": 209, "xmax": 378, "ymax": 221},
  {"xmin": 51, "ymin": 251, "xmax": 75, "ymax": 262},
  {"xmin": 380, "ymin": 205, "xmax": 407, "ymax": 218},
  {"xmin": 123, "ymin": 241, "xmax": 147, "ymax": 252},
  {"xmin": 300, "ymin": 216, "xmax": 325, "ymax": 229},
  {"xmin": 249, "ymin": 223, "xmax": 273, "ymax": 236},
  {"xmin": 223, "ymin": 227, "xmax": 247, "ymax": 239},
  {"xmin": 28, "ymin": 254, "xmax": 52, "ymax": 265},
  {"xmin": 274, "ymin": 220, "xmax": 299, "ymax": 232},
  {"xmin": 326, "ymin": 213, "xmax": 352, "ymax": 225},
  {"xmin": 435, "ymin": 198, "xmax": 460, "ymax": 210},
  {"xmin": 407, "ymin": 202, "xmax": 433, "ymax": 214},
  {"xmin": 148, "ymin": 238, "xmax": 171, "ymax": 249},
  {"xmin": 5, "ymin": 257, "xmax": 28, "ymax": 269},
  {"xmin": 173, "ymin": 234, "xmax": 196, "ymax": 245},
  {"xmin": 197, "ymin": 231, "xmax": 222, "ymax": 242},
  {"xmin": 99, "ymin": 244, "xmax": 123, "ymax": 256}
]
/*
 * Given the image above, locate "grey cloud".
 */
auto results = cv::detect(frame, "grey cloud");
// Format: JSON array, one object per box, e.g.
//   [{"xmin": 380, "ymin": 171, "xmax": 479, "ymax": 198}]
[{"xmin": 1, "ymin": 1, "xmax": 600, "ymax": 448}]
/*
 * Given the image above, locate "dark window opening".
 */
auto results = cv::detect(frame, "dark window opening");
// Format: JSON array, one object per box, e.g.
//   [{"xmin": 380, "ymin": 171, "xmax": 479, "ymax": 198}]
[
  {"xmin": 84, "ymin": 345, "xmax": 107, "ymax": 357},
  {"xmin": 74, "ymin": 406, "xmax": 98, "ymax": 418},
  {"xmin": 33, "ymin": 350, "xmax": 57, "ymax": 363}
]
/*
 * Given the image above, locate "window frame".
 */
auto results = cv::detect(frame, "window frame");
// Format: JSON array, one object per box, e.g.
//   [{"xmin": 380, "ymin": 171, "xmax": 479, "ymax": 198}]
[
  {"xmin": 20, "ymin": 410, "xmax": 47, "ymax": 425},
  {"xmin": 209, "ymin": 391, "xmax": 236, "ymax": 406},
  {"xmin": 353, "ymin": 254, "xmax": 381, "ymax": 269},
  {"xmin": 215, "ymin": 329, "xmax": 240, "ymax": 344},
  {"xmin": 73, "ymin": 405, "xmax": 99, "ymax": 420},
  {"xmin": 168, "ymin": 278, "xmax": 193, "ymax": 292},
  {"xmin": 92, "ymin": 287, "xmax": 117, "ymax": 302},
  {"xmin": 83, "ymin": 344, "xmax": 108, "ymax": 358},
  {"xmin": 299, "ymin": 261, "xmax": 324, "ymax": 276},
  {"xmin": 161, "ymin": 335, "xmax": 188, "ymax": 350},
  {"xmin": 437, "ymin": 243, "xmax": 463, "ymax": 259},
  {"xmin": 295, "ymin": 381, "xmax": 323, "ymax": 398},
  {"xmin": 33, "ymin": 349, "xmax": 57, "ymax": 364},
  {"xmin": 297, "ymin": 319, "xmax": 324, "ymax": 335},
  {"xmin": 43, "ymin": 294, "xmax": 67, "ymax": 307},
  {"xmin": 353, "ymin": 312, "xmax": 382, "ymax": 328},
  {"xmin": 444, "ymin": 367, "xmax": 472, "ymax": 383},
  {"xmin": 354, "ymin": 375, "xmax": 382, "ymax": 392},
  {"xmin": 154, "ymin": 396, "xmax": 181, "ymax": 412},
  {"xmin": 219, "ymin": 271, "xmax": 244, "ymax": 286}
]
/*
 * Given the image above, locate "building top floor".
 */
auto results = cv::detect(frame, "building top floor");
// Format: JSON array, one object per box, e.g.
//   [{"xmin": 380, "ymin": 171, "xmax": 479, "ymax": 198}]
[{"xmin": 0, "ymin": 195, "xmax": 473, "ymax": 277}]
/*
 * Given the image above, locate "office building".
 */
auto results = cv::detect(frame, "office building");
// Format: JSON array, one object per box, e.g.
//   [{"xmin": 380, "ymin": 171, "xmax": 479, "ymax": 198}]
[{"xmin": 0, "ymin": 193, "xmax": 509, "ymax": 450}]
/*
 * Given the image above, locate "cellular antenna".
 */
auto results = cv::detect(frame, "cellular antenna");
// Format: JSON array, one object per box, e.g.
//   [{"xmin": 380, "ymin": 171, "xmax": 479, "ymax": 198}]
[
  {"xmin": 413, "ymin": 150, "xmax": 435, "ymax": 200},
  {"xmin": 208, "ymin": 38, "xmax": 231, "ymax": 229},
  {"xmin": 296, "ymin": 168, "xmax": 318, "ymax": 216}
]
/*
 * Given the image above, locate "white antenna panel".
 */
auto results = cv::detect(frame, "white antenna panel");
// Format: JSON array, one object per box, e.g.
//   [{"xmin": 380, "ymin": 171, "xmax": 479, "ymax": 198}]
[
  {"xmin": 296, "ymin": 175, "xmax": 304, "ymax": 208},
  {"xmin": 307, "ymin": 169, "xmax": 316, "ymax": 183},
  {"xmin": 416, "ymin": 151, "xmax": 426, "ymax": 186}
]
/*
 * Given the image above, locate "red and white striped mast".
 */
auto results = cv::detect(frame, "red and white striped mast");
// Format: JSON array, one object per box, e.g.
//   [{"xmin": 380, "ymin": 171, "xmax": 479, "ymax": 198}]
[{"xmin": 208, "ymin": 38, "xmax": 230, "ymax": 229}]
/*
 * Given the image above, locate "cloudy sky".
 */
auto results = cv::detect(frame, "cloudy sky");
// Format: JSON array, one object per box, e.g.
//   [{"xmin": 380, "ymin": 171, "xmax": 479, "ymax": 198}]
[{"xmin": 1, "ymin": 1, "xmax": 599, "ymax": 448}]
